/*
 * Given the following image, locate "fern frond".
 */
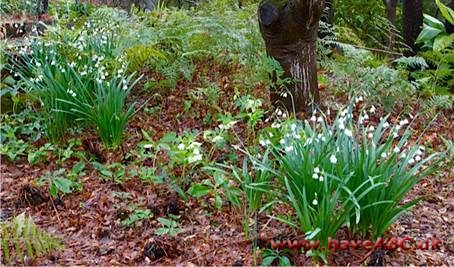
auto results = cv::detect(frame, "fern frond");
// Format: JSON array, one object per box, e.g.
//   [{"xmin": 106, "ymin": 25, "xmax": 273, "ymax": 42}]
[{"xmin": 0, "ymin": 213, "xmax": 62, "ymax": 265}]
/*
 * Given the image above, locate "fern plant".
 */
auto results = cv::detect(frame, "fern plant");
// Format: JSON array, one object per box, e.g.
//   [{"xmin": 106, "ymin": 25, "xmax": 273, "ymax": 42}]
[{"xmin": 1, "ymin": 213, "xmax": 62, "ymax": 265}]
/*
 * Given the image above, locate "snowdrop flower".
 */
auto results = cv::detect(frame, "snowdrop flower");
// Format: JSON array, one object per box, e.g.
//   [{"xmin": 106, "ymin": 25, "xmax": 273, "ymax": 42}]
[
  {"xmin": 317, "ymin": 116, "xmax": 323, "ymax": 123},
  {"xmin": 344, "ymin": 129, "xmax": 353, "ymax": 137},
  {"xmin": 340, "ymin": 109, "xmax": 348, "ymax": 117},
  {"xmin": 415, "ymin": 155, "xmax": 422, "ymax": 161},
  {"xmin": 416, "ymin": 149, "xmax": 423, "ymax": 156},
  {"xmin": 312, "ymin": 173, "xmax": 319, "ymax": 179},
  {"xmin": 419, "ymin": 145, "xmax": 425, "ymax": 151},
  {"xmin": 368, "ymin": 126, "xmax": 375, "ymax": 132},
  {"xmin": 271, "ymin": 122, "xmax": 281, "ymax": 128},
  {"xmin": 393, "ymin": 147, "xmax": 400, "ymax": 153},
  {"xmin": 399, "ymin": 119, "xmax": 409, "ymax": 126},
  {"xmin": 312, "ymin": 193, "xmax": 318, "ymax": 206},
  {"xmin": 338, "ymin": 121, "xmax": 345, "ymax": 130},
  {"xmin": 314, "ymin": 167, "xmax": 320, "ymax": 173},
  {"xmin": 177, "ymin": 143, "xmax": 185, "ymax": 150},
  {"xmin": 285, "ymin": 146, "xmax": 294, "ymax": 152},
  {"xmin": 400, "ymin": 152, "xmax": 407, "ymax": 159},
  {"xmin": 330, "ymin": 154, "xmax": 338, "ymax": 164},
  {"xmin": 408, "ymin": 158, "xmax": 415, "ymax": 164},
  {"xmin": 143, "ymin": 144, "xmax": 153, "ymax": 149},
  {"xmin": 279, "ymin": 139, "xmax": 285, "ymax": 145},
  {"xmin": 383, "ymin": 122, "xmax": 390, "ymax": 128},
  {"xmin": 381, "ymin": 152, "xmax": 388, "ymax": 159},
  {"xmin": 188, "ymin": 153, "xmax": 202, "ymax": 163},
  {"xmin": 310, "ymin": 115, "xmax": 317, "ymax": 122},
  {"xmin": 212, "ymin": 136, "xmax": 223, "ymax": 143},
  {"xmin": 319, "ymin": 175, "xmax": 324, "ymax": 182},
  {"xmin": 276, "ymin": 109, "xmax": 283, "ymax": 117},
  {"xmin": 367, "ymin": 133, "xmax": 373, "ymax": 139},
  {"xmin": 369, "ymin": 105, "xmax": 376, "ymax": 114}
]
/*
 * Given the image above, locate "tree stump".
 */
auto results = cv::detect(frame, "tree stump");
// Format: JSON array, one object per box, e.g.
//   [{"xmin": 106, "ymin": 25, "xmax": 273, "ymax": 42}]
[{"xmin": 258, "ymin": 0, "xmax": 324, "ymax": 113}]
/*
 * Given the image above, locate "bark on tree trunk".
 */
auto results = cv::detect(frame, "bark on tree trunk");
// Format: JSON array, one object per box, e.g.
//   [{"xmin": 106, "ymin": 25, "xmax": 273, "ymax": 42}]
[
  {"xmin": 402, "ymin": 0, "xmax": 423, "ymax": 56},
  {"xmin": 258, "ymin": 0, "xmax": 324, "ymax": 113},
  {"xmin": 385, "ymin": 0, "xmax": 397, "ymax": 50}
]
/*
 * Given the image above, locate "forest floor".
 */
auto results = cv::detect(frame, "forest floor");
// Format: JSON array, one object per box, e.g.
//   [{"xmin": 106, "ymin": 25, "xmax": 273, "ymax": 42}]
[{"xmin": 1, "ymin": 57, "xmax": 453, "ymax": 265}]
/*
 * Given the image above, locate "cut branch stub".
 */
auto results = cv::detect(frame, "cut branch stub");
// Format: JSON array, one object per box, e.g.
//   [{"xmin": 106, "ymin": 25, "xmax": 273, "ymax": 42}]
[{"xmin": 258, "ymin": 0, "xmax": 324, "ymax": 114}]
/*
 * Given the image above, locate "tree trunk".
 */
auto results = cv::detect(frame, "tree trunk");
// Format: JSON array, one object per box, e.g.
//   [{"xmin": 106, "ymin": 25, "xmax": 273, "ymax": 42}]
[
  {"xmin": 385, "ymin": 0, "xmax": 397, "ymax": 50},
  {"xmin": 402, "ymin": 0, "xmax": 423, "ymax": 56},
  {"xmin": 258, "ymin": 0, "xmax": 324, "ymax": 113}
]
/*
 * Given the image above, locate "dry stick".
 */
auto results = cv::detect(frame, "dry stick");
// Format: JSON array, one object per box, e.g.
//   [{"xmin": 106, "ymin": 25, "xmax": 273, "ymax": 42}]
[{"xmin": 49, "ymin": 197, "xmax": 62, "ymax": 224}]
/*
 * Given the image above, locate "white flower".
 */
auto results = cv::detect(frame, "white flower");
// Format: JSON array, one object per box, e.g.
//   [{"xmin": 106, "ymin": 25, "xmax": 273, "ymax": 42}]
[
  {"xmin": 212, "ymin": 136, "xmax": 223, "ymax": 143},
  {"xmin": 419, "ymin": 145, "xmax": 425, "ymax": 151},
  {"xmin": 355, "ymin": 96, "xmax": 363, "ymax": 103},
  {"xmin": 383, "ymin": 122, "xmax": 390, "ymax": 128},
  {"xmin": 408, "ymin": 158, "xmax": 415, "ymax": 164},
  {"xmin": 310, "ymin": 115, "xmax": 317, "ymax": 122},
  {"xmin": 319, "ymin": 176, "xmax": 324, "ymax": 182},
  {"xmin": 368, "ymin": 126, "xmax": 375, "ymax": 132},
  {"xmin": 416, "ymin": 149, "xmax": 423, "ymax": 156},
  {"xmin": 338, "ymin": 121, "xmax": 345, "ymax": 130},
  {"xmin": 393, "ymin": 147, "xmax": 400, "ymax": 153},
  {"xmin": 143, "ymin": 144, "xmax": 153, "ymax": 149},
  {"xmin": 188, "ymin": 153, "xmax": 202, "ymax": 163},
  {"xmin": 314, "ymin": 167, "xmax": 320, "ymax": 173},
  {"xmin": 312, "ymin": 173, "xmax": 319, "ymax": 179},
  {"xmin": 276, "ymin": 109, "xmax": 283, "ymax": 116},
  {"xmin": 415, "ymin": 155, "xmax": 422, "ymax": 161},
  {"xmin": 340, "ymin": 109, "xmax": 348, "ymax": 117},
  {"xmin": 271, "ymin": 122, "xmax": 281, "ymax": 128},
  {"xmin": 312, "ymin": 193, "xmax": 318, "ymax": 206},
  {"xmin": 381, "ymin": 152, "xmax": 388, "ymax": 159},
  {"xmin": 279, "ymin": 139, "xmax": 285, "ymax": 145},
  {"xmin": 317, "ymin": 116, "xmax": 324, "ymax": 123},
  {"xmin": 344, "ymin": 129, "xmax": 353, "ymax": 137},
  {"xmin": 177, "ymin": 143, "xmax": 185, "ymax": 150},
  {"xmin": 399, "ymin": 119, "xmax": 409, "ymax": 126},
  {"xmin": 369, "ymin": 105, "xmax": 376, "ymax": 114},
  {"xmin": 330, "ymin": 154, "xmax": 338, "ymax": 164},
  {"xmin": 285, "ymin": 146, "xmax": 294, "ymax": 152}
]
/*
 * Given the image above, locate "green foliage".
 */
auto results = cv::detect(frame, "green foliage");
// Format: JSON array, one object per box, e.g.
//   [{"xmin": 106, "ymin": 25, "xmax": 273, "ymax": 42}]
[
  {"xmin": 38, "ymin": 167, "xmax": 82, "ymax": 198},
  {"xmin": 121, "ymin": 208, "xmax": 153, "ymax": 227},
  {"xmin": 92, "ymin": 162, "xmax": 126, "ymax": 183},
  {"xmin": 239, "ymin": 105, "xmax": 443, "ymax": 261},
  {"xmin": 124, "ymin": 44, "xmax": 166, "ymax": 73},
  {"xmin": 209, "ymin": 151, "xmax": 274, "ymax": 239},
  {"xmin": 261, "ymin": 248, "xmax": 291, "ymax": 266},
  {"xmin": 0, "ymin": 213, "xmax": 63, "ymax": 265},
  {"xmin": 0, "ymin": 0, "xmax": 36, "ymax": 15},
  {"xmin": 0, "ymin": 110, "xmax": 43, "ymax": 161},
  {"xmin": 155, "ymin": 217, "xmax": 183, "ymax": 237},
  {"xmin": 187, "ymin": 170, "xmax": 241, "ymax": 210},
  {"xmin": 323, "ymin": 46, "xmax": 415, "ymax": 111}
]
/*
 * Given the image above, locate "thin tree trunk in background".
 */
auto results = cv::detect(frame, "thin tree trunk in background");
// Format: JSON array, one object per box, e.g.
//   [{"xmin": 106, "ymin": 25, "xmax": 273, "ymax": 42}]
[
  {"xmin": 402, "ymin": 0, "xmax": 423, "ymax": 56},
  {"xmin": 385, "ymin": 0, "xmax": 397, "ymax": 50},
  {"xmin": 258, "ymin": 0, "xmax": 324, "ymax": 114}
]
